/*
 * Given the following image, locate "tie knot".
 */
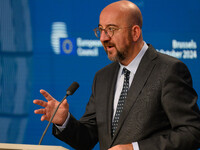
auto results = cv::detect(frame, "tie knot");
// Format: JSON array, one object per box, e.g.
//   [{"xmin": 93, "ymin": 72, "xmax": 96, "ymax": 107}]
[{"xmin": 122, "ymin": 68, "xmax": 130, "ymax": 78}]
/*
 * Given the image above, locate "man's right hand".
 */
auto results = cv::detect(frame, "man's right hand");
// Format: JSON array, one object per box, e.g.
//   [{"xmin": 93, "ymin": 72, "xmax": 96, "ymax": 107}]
[{"xmin": 33, "ymin": 89, "xmax": 69, "ymax": 126}]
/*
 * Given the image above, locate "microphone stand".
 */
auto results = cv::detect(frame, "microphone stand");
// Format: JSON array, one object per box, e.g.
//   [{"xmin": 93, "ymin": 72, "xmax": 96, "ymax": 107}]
[
  {"xmin": 38, "ymin": 81, "xmax": 79, "ymax": 145},
  {"xmin": 38, "ymin": 94, "xmax": 68, "ymax": 145}
]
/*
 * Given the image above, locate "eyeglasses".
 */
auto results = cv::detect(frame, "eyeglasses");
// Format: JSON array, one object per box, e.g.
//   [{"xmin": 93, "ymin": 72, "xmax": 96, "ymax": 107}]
[{"xmin": 93, "ymin": 25, "xmax": 132, "ymax": 38}]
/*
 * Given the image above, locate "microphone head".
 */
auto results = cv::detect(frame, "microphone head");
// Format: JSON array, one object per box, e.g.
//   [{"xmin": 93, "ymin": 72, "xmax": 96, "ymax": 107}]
[{"xmin": 66, "ymin": 82, "xmax": 79, "ymax": 95}]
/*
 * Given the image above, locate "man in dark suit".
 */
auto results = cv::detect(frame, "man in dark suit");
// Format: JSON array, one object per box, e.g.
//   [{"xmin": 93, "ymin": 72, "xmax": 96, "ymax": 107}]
[{"xmin": 34, "ymin": 1, "xmax": 200, "ymax": 150}]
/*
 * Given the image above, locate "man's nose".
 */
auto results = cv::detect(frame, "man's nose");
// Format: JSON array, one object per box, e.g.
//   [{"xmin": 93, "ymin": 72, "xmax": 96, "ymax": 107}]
[{"xmin": 100, "ymin": 30, "xmax": 110, "ymax": 42}]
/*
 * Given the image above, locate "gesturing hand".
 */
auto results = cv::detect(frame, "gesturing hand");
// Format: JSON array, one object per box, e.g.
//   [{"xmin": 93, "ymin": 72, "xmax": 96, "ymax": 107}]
[{"xmin": 33, "ymin": 89, "xmax": 69, "ymax": 126}]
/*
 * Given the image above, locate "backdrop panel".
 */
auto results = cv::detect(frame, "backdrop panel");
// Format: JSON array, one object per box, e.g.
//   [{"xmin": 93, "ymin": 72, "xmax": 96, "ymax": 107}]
[{"xmin": 0, "ymin": 0, "xmax": 199, "ymax": 150}]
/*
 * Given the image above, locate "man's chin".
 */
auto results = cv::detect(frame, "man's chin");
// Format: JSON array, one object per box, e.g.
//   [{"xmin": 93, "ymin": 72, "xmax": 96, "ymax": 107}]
[{"xmin": 107, "ymin": 55, "xmax": 118, "ymax": 62}]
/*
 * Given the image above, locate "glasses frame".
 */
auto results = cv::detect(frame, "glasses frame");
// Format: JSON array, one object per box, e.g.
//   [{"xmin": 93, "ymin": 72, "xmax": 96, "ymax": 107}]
[{"xmin": 93, "ymin": 25, "xmax": 132, "ymax": 39}]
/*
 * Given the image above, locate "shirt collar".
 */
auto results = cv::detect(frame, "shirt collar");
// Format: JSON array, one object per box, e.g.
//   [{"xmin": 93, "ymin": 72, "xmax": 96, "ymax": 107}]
[{"xmin": 119, "ymin": 41, "xmax": 148, "ymax": 75}]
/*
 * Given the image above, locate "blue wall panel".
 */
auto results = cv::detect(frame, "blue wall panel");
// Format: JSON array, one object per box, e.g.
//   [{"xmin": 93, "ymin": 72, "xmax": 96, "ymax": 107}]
[{"xmin": 0, "ymin": 0, "xmax": 199, "ymax": 149}]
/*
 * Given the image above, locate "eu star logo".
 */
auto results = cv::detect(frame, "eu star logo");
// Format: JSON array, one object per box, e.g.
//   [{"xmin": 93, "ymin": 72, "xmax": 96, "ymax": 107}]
[{"xmin": 60, "ymin": 38, "xmax": 76, "ymax": 55}]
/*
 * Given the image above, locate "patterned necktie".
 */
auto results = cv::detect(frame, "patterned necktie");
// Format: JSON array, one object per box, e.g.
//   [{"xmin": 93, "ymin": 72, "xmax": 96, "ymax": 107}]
[{"xmin": 112, "ymin": 67, "xmax": 130, "ymax": 137}]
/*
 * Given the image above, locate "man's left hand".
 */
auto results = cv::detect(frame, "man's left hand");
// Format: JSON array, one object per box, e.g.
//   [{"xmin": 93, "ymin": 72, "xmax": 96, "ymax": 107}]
[{"xmin": 108, "ymin": 144, "xmax": 133, "ymax": 150}]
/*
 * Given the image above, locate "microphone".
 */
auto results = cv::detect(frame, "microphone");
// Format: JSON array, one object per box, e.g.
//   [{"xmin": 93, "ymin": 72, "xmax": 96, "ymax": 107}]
[
  {"xmin": 66, "ymin": 81, "xmax": 79, "ymax": 96},
  {"xmin": 38, "ymin": 82, "xmax": 79, "ymax": 145}
]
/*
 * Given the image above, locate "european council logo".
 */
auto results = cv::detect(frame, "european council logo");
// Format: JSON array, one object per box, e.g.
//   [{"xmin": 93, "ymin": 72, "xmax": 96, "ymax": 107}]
[{"xmin": 60, "ymin": 38, "xmax": 76, "ymax": 55}]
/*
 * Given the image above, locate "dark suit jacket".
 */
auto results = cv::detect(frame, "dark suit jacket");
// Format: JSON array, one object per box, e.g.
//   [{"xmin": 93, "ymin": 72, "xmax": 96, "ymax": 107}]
[{"xmin": 53, "ymin": 45, "xmax": 200, "ymax": 150}]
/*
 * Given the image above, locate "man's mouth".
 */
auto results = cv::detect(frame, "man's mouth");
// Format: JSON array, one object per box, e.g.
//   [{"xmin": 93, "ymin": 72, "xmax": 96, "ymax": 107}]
[
  {"xmin": 107, "ymin": 45, "xmax": 114, "ymax": 49},
  {"xmin": 104, "ymin": 43, "xmax": 115, "ymax": 50}
]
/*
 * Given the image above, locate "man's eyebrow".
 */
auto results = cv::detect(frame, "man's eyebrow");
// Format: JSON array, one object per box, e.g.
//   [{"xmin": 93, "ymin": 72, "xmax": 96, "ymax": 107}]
[{"xmin": 98, "ymin": 24, "xmax": 118, "ymax": 27}]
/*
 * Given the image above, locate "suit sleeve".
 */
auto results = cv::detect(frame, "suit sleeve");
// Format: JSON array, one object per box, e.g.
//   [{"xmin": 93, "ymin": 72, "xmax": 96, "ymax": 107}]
[
  {"xmin": 52, "ymin": 75, "xmax": 99, "ymax": 150},
  {"xmin": 138, "ymin": 61, "xmax": 200, "ymax": 150}
]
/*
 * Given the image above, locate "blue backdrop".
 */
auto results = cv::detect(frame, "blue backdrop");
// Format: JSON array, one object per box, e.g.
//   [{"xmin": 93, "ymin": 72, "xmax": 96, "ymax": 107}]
[{"xmin": 0, "ymin": 0, "xmax": 200, "ymax": 150}]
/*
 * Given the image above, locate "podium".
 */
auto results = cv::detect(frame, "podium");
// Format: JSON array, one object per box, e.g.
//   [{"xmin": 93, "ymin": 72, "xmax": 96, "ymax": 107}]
[{"xmin": 0, "ymin": 143, "xmax": 68, "ymax": 150}]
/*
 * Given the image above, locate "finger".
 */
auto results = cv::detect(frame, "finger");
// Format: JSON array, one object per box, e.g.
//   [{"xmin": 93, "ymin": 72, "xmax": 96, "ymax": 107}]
[
  {"xmin": 41, "ymin": 115, "xmax": 47, "ymax": 121},
  {"xmin": 33, "ymin": 100, "xmax": 47, "ymax": 108},
  {"xmin": 34, "ymin": 108, "xmax": 46, "ymax": 114},
  {"xmin": 40, "ymin": 89, "xmax": 54, "ymax": 101},
  {"xmin": 62, "ymin": 99, "xmax": 69, "ymax": 106}
]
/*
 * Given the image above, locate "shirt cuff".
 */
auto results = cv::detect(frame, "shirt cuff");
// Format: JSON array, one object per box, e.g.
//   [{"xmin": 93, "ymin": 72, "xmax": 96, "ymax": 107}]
[
  {"xmin": 132, "ymin": 142, "xmax": 139, "ymax": 150},
  {"xmin": 54, "ymin": 112, "xmax": 70, "ymax": 132}
]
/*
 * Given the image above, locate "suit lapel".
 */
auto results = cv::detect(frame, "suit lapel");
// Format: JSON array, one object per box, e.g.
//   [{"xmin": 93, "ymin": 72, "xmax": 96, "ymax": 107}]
[{"xmin": 111, "ymin": 45, "xmax": 158, "ymax": 143}]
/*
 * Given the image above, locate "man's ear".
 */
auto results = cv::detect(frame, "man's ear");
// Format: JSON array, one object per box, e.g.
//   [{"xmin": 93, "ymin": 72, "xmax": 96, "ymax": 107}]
[{"xmin": 131, "ymin": 25, "xmax": 141, "ymax": 42}]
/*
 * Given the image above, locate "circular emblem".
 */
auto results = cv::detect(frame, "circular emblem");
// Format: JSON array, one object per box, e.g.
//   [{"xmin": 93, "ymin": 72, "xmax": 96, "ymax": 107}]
[{"xmin": 62, "ymin": 39, "xmax": 73, "ymax": 54}]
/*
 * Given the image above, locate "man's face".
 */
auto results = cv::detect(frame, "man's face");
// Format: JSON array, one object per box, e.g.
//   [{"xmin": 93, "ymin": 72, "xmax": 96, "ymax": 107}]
[{"xmin": 99, "ymin": 8, "xmax": 133, "ymax": 63}]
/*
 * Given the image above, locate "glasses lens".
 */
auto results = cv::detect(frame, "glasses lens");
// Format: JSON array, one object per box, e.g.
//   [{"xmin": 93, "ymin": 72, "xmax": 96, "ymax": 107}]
[
  {"xmin": 105, "ymin": 26, "xmax": 114, "ymax": 37},
  {"xmin": 94, "ymin": 28, "xmax": 101, "ymax": 38}
]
